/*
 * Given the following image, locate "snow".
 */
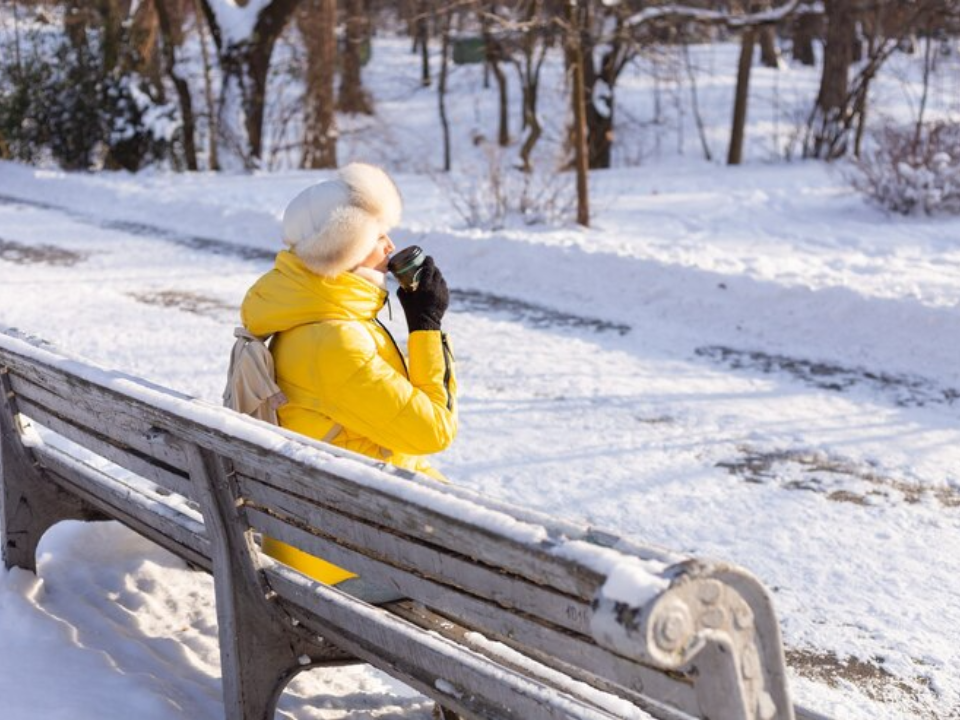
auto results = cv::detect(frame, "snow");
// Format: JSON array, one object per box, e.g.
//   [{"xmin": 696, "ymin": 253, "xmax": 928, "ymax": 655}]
[
  {"xmin": 462, "ymin": 631, "xmax": 650, "ymax": 720},
  {"xmin": 0, "ymin": 23, "xmax": 959, "ymax": 720},
  {"xmin": 205, "ymin": 0, "xmax": 274, "ymax": 47}
]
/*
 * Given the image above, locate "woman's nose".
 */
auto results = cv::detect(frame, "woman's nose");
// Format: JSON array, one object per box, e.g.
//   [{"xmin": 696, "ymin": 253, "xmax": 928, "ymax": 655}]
[{"xmin": 384, "ymin": 236, "xmax": 396, "ymax": 253}]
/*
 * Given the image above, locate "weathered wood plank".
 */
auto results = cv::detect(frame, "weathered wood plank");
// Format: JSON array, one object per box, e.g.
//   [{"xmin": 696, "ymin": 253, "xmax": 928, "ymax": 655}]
[
  {"xmin": 238, "ymin": 474, "xmax": 593, "ymax": 632},
  {"xmin": 7, "ymin": 371, "xmax": 190, "ymax": 471},
  {"xmin": 250, "ymin": 510, "xmax": 703, "ymax": 718},
  {"xmin": 234, "ymin": 457, "xmax": 607, "ymax": 600},
  {"xmin": 31, "ymin": 442, "xmax": 212, "ymax": 570},
  {"xmin": 264, "ymin": 563, "xmax": 628, "ymax": 720},
  {"xmin": 1, "ymin": 368, "xmax": 106, "ymax": 572},
  {"xmin": 390, "ymin": 601, "xmax": 696, "ymax": 720},
  {"xmin": 15, "ymin": 394, "xmax": 195, "ymax": 500}
]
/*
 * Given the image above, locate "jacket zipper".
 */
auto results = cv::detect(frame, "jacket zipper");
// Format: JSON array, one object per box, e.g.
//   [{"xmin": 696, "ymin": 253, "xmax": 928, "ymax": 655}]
[
  {"xmin": 374, "ymin": 318, "xmax": 409, "ymax": 378},
  {"xmin": 441, "ymin": 333, "xmax": 454, "ymax": 411}
]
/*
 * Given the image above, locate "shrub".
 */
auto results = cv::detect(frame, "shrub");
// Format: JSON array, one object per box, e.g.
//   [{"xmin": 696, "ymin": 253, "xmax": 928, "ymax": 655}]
[
  {"xmin": 438, "ymin": 143, "xmax": 575, "ymax": 230},
  {"xmin": 849, "ymin": 121, "xmax": 960, "ymax": 215},
  {"xmin": 0, "ymin": 23, "xmax": 175, "ymax": 171}
]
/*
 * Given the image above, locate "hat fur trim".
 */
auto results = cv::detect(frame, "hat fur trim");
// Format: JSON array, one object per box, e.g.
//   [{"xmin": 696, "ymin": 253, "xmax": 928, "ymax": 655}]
[{"xmin": 282, "ymin": 163, "xmax": 403, "ymax": 277}]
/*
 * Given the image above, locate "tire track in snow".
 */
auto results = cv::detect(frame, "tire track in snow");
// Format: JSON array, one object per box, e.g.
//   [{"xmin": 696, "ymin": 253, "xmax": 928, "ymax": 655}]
[{"xmin": 696, "ymin": 345, "xmax": 960, "ymax": 409}]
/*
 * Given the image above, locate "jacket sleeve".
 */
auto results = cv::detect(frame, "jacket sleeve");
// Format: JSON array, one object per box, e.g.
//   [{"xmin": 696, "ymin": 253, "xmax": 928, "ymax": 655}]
[{"xmin": 318, "ymin": 327, "xmax": 457, "ymax": 457}]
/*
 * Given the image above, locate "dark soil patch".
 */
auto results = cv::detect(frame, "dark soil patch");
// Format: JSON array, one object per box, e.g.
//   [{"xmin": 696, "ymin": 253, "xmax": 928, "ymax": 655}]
[
  {"xmin": 1, "ymin": 194, "xmax": 631, "ymax": 336},
  {"xmin": 787, "ymin": 648, "xmax": 937, "ymax": 714},
  {"xmin": 452, "ymin": 289, "xmax": 630, "ymax": 335},
  {"xmin": 129, "ymin": 290, "xmax": 237, "ymax": 318},
  {"xmin": 0, "ymin": 238, "xmax": 89, "ymax": 266},
  {"xmin": 717, "ymin": 447, "xmax": 960, "ymax": 509},
  {"xmin": 0, "ymin": 194, "xmax": 272, "ymax": 262},
  {"xmin": 696, "ymin": 345, "xmax": 959, "ymax": 409}
]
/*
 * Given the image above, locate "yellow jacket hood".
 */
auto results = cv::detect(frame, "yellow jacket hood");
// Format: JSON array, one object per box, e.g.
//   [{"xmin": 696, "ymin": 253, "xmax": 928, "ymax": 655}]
[{"xmin": 241, "ymin": 250, "xmax": 387, "ymax": 336}]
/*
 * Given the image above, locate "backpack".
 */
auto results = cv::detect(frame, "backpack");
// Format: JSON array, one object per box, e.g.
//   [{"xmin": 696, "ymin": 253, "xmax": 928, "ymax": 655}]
[{"xmin": 223, "ymin": 327, "xmax": 287, "ymax": 424}]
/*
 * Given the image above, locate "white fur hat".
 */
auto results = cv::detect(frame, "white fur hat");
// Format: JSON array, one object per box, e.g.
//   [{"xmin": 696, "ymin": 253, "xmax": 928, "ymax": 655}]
[{"xmin": 281, "ymin": 163, "xmax": 402, "ymax": 277}]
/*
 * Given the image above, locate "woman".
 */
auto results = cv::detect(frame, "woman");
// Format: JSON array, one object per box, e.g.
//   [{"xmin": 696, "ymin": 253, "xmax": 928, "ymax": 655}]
[{"xmin": 241, "ymin": 162, "xmax": 457, "ymax": 586}]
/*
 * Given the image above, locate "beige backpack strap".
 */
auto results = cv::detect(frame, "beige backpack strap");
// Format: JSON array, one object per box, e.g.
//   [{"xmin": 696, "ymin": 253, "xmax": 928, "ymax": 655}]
[{"xmin": 223, "ymin": 327, "xmax": 287, "ymax": 422}]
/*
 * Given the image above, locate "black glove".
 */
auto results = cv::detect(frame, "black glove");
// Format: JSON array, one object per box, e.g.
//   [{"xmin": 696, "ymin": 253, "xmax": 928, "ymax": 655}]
[{"xmin": 397, "ymin": 256, "xmax": 449, "ymax": 332}]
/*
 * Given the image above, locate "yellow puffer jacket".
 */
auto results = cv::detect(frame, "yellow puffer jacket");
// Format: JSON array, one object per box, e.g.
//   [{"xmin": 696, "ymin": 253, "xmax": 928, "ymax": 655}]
[{"xmin": 241, "ymin": 250, "xmax": 457, "ymax": 584}]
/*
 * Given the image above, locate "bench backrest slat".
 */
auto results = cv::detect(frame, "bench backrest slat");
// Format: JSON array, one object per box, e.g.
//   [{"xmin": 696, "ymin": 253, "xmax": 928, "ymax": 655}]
[
  {"xmin": 263, "ymin": 563, "xmax": 643, "ymax": 720},
  {"xmin": 6, "ymin": 369, "xmax": 194, "ymax": 497},
  {"xmin": 239, "ymin": 474, "xmax": 593, "ymax": 632},
  {"xmin": 14, "ymin": 392, "xmax": 195, "ymax": 499},
  {"xmin": 233, "ymin": 456, "xmax": 610, "ymax": 600},
  {"xmin": 30, "ymin": 441, "xmax": 211, "ymax": 569}
]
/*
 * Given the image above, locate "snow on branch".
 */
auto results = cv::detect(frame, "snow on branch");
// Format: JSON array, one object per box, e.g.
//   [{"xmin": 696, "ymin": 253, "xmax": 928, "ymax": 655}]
[
  {"xmin": 205, "ymin": 0, "xmax": 274, "ymax": 46},
  {"xmin": 625, "ymin": 0, "xmax": 823, "ymax": 29}
]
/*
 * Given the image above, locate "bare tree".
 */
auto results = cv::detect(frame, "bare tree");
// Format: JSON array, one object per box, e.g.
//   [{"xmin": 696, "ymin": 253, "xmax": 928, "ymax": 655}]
[
  {"xmin": 154, "ymin": 0, "xmax": 199, "ymax": 170},
  {"xmin": 803, "ymin": 0, "xmax": 938, "ymax": 160},
  {"xmin": 191, "ymin": 0, "xmax": 220, "ymax": 169},
  {"xmin": 755, "ymin": 0, "xmax": 782, "ymax": 67},
  {"xmin": 417, "ymin": 0, "xmax": 432, "ymax": 86},
  {"xmin": 197, "ymin": 0, "xmax": 303, "ymax": 168},
  {"xmin": 438, "ymin": 5, "xmax": 453, "ymax": 171},
  {"xmin": 791, "ymin": 10, "xmax": 817, "ymax": 65},
  {"xmin": 565, "ymin": 0, "xmax": 589, "ymax": 226},
  {"xmin": 571, "ymin": 1, "xmax": 636, "ymax": 170},
  {"xmin": 728, "ymin": 23, "xmax": 756, "ymax": 165},
  {"xmin": 339, "ymin": 0, "xmax": 373, "ymax": 114},
  {"xmin": 514, "ymin": 0, "xmax": 551, "ymax": 172},
  {"xmin": 299, "ymin": 0, "xmax": 338, "ymax": 168},
  {"xmin": 481, "ymin": 2, "xmax": 510, "ymax": 147}
]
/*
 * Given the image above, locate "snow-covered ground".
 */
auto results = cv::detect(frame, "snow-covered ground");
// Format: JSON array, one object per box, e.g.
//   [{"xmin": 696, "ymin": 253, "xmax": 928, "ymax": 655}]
[{"xmin": 1, "ymin": 29, "xmax": 960, "ymax": 720}]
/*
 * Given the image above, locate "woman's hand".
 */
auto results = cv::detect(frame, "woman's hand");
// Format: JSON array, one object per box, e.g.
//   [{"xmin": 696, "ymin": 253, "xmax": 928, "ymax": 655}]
[{"xmin": 397, "ymin": 256, "xmax": 449, "ymax": 332}]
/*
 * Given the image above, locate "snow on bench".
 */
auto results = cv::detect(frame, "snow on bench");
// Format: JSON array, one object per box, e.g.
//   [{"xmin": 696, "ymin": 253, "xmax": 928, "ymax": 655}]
[{"xmin": 0, "ymin": 330, "xmax": 795, "ymax": 720}]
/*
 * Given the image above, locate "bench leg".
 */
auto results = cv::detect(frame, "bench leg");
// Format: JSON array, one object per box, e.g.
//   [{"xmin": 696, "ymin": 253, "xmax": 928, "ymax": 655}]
[
  {"xmin": 0, "ymin": 373, "xmax": 101, "ymax": 573},
  {"xmin": 187, "ymin": 446, "xmax": 355, "ymax": 720}
]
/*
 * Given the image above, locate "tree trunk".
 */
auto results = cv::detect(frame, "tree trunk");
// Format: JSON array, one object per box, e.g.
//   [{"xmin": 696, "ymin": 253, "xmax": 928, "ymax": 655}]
[
  {"xmin": 129, "ymin": 0, "xmax": 163, "ymax": 89},
  {"xmin": 418, "ymin": 0, "xmax": 431, "ymax": 87},
  {"xmin": 577, "ymin": 7, "xmax": 628, "ymax": 170},
  {"xmin": 339, "ymin": 0, "xmax": 372, "ymax": 114},
  {"xmin": 438, "ymin": 9, "xmax": 452, "ymax": 172},
  {"xmin": 515, "ymin": 0, "xmax": 545, "ymax": 173},
  {"xmin": 850, "ymin": 18, "xmax": 863, "ymax": 63},
  {"xmin": 299, "ymin": 0, "xmax": 337, "ymax": 168},
  {"xmin": 488, "ymin": 38, "xmax": 509, "ymax": 147},
  {"xmin": 155, "ymin": 0, "xmax": 198, "ymax": 170},
  {"xmin": 758, "ymin": 25, "xmax": 781, "ymax": 68},
  {"xmin": 728, "ymin": 27, "xmax": 756, "ymax": 165},
  {"xmin": 792, "ymin": 12, "xmax": 817, "ymax": 66},
  {"xmin": 567, "ymin": 0, "xmax": 589, "ymax": 227},
  {"xmin": 192, "ymin": 0, "xmax": 220, "ymax": 169},
  {"xmin": 199, "ymin": 0, "xmax": 301, "ymax": 169},
  {"xmin": 804, "ymin": 0, "xmax": 855, "ymax": 159}
]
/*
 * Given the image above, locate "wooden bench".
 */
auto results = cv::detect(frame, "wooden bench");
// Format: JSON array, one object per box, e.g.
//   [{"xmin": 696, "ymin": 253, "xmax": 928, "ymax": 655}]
[{"xmin": 0, "ymin": 329, "xmax": 797, "ymax": 720}]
